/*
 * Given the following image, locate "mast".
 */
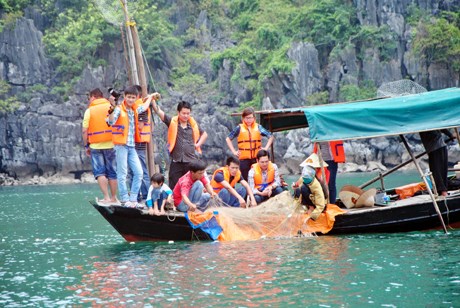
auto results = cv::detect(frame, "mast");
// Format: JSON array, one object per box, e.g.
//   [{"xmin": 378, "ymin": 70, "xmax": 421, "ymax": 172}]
[
  {"xmin": 120, "ymin": 0, "xmax": 157, "ymax": 175},
  {"xmin": 121, "ymin": 0, "xmax": 138, "ymax": 84}
]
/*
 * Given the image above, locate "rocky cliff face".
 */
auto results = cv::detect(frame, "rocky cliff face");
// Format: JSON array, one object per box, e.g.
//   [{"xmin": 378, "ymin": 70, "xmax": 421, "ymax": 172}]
[{"xmin": 0, "ymin": 1, "xmax": 459, "ymax": 184}]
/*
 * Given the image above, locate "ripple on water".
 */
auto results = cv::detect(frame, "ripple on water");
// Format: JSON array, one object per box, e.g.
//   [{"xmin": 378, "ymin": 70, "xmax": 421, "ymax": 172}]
[{"xmin": 2, "ymin": 184, "xmax": 460, "ymax": 306}]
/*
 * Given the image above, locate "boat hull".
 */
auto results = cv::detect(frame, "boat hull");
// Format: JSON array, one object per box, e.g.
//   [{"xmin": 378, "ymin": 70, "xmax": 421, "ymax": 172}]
[
  {"xmin": 91, "ymin": 202, "xmax": 212, "ymax": 242},
  {"xmin": 329, "ymin": 196, "xmax": 460, "ymax": 234},
  {"xmin": 91, "ymin": 195, "xmax": 460, "ymax": 242}
]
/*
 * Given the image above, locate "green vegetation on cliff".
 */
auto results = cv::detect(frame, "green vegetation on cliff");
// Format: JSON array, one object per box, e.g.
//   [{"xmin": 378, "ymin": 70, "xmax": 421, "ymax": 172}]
[{"xmin": 1, "ymin": 0, "xmax": 459, "ymax": 104}]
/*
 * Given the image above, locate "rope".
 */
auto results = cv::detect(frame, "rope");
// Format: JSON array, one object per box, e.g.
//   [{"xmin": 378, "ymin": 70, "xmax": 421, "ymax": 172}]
[
  {"xmin": 166, "ymin": 211, "xmax": 176, "ymax": 222},
  {"xmin": 442, "ymin": 198, "xmax": 453, "ymax": 230},
  {"xmin": 140, "ymin": 44, "xmax": 157, "ymax": 92}
]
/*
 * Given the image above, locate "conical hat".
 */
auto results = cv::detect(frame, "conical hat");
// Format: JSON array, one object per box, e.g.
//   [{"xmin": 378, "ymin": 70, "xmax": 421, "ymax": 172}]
[
  {"xmin": 299, "ymin": 153, "xmax": 329, "ymax": 168},
  {"xmin": 355, "ymin": 188, "xmax": 377, "ymax": 208},
  {"xmin": 338, "ymin": 185, "xmax": 364, "ymax": 209}
]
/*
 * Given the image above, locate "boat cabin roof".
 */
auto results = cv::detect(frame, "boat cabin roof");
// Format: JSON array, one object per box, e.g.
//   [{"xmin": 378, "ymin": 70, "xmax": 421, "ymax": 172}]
[{"xmin": 254, "ymin": 87, "xmax": 460, "ymax": 142}]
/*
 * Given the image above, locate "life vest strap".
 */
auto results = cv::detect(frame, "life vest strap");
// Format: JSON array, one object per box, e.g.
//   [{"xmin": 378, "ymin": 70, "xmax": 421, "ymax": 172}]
[{"xmin": 238, "ymin": 139, "xmax": 262, "ymax": 144}]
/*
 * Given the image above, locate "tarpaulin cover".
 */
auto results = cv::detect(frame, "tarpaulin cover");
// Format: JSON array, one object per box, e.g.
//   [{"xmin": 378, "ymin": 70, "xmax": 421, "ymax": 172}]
[
  {"xmin": 259, "ymin": 88, "xmax": 460, "ymax": 142},
  {"xmin": 186, "ymin": 212, "xmax": 223, "ymax": 240},
  {"xmin": 304, "ymin": 204, "xmax": 346, "ymax": 234}
]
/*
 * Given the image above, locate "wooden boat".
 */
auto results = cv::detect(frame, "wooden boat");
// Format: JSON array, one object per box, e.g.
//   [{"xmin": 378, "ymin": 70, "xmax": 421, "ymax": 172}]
[{"xmin": 90, "ymin": 87, "xmax": 460, "ymax": 241}]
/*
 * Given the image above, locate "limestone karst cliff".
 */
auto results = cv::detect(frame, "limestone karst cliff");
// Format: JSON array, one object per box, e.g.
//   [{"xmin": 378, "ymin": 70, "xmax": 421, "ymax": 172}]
[{"xmin": 0, "ymin": 0, "xmax": 459, "ymax": 183}]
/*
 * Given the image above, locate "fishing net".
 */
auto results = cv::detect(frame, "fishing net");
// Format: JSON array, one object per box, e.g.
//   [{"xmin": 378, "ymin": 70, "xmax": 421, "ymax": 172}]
[
  {"xmin": 377, "ymin": 80, "xmax": 427, "ymax": 98},
  {"xmin": 187, "ymin": 191, "xmax": 346, "ymax": 241},
  {"xmin": 209, "ymin": 192, "xmax": 311, "ymax": 240},
  {"xmin": 93, "ymin": 0, "xmax": 140, "ymax": 26}
]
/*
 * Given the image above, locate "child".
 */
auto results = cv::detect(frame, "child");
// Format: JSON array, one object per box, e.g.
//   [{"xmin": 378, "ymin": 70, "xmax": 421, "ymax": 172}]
[{"xmin": 146, "ymin": 173, "xmax": 173, "ymax": 216}]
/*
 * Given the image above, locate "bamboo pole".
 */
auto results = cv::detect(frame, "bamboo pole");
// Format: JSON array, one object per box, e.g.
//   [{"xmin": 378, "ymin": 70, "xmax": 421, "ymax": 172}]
[
  {"xmin": 120, "ymin": 0, "xmax": 158, "ymax": 176},
  {"xmin": 119, "ymin": 24, "xmax": 131, "ymax": 85},
  {"xmin": 359, "ymin": 151, "xmax": 428, "ymax": 189},
  {"xmin": 399, "ymin": 135, "xmax": 448, "ymax": 234},
  {"xmin": 121, "ymin": 0, "xmax": 138, "ymax": 84},
  {"xmin": 131, "ymin": 26, "xmax": 156, "ymax": 175},
  {"xmin": 268, "ymin": 118, "xmax": 275, "ymax": 163},
  {"xmin": 360, "ymin": 134, "xmax": 456, "ymax": 190}
]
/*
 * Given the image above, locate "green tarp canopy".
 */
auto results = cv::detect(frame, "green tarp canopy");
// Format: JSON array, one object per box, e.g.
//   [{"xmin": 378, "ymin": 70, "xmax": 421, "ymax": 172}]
[{"xmin": 259, "ymin": 87, "xmax": 460, "ymax": 142}]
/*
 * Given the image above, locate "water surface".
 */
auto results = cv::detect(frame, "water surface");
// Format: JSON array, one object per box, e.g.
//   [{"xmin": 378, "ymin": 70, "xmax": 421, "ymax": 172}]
[{"xmin": 0, "ymin": 173, "xmax": 459, "ymax": 306}]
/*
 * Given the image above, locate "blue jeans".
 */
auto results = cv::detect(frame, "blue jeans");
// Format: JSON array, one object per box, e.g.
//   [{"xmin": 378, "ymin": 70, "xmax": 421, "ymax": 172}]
[
  {"xmin": 127, "ymin": 147, "xmax": 150, "ymax": 201},
  {"xmin": 218, "ymin": 185, "xmax": 247, "ymax": 207},
  {"xmin": 177, "ymin": 181, "xmax": 210, "ymax": 212},
  {"xmin": 115, "ymin": 145, "xmax": 142, "ymax": 202},
  {"xmin": 254, "ymin": 186, "xmax": 284, "ymax": 204},
  {"xmin": 146, "ymin": 194, "xmax": 164, "ymax": 210},
  {"xmin": 90, "ymin": 148, "xmax": 117, "ymax": 180}
]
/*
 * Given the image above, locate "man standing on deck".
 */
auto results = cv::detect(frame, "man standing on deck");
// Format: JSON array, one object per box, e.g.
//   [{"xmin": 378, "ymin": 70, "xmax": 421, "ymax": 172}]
[
  {"xmin": 313, "ymin": 141, "xmax": 345, "ymax": 204},
  {"xmin": 226, "ymin": 107, "xmax": 274, "ymax": 181},
  {"xmin": 420, "ymin": 130, "xmax": 454, "ymax": 197},
  {"xmin": 107, "ymin": 86, "xmax": 156, "ymax": 208},
  {"xmin": 150, "ymin": 99, "xmax": 208, "ymax": 190},
  {"xmin": 127, "ymin": 85, "xmax": 153, "ymax": 202},
  {"xmin": 82, "ymin": 88, "xmax": 118, "ymax": 204}
]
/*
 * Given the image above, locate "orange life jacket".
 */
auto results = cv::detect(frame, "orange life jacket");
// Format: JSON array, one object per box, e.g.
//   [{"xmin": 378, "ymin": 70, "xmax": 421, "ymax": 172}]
[
  {"xmin": 167, "ymin": 116, "xmax": 202, "ymax": 154},
  {"xmin": 314, "ymin": 141, "xmax": 346, "ymax": 163},
  {"xmin": 133, "ymin": 99, "xmax": 151, "ymax": 143},
  {"xmin": 210, "ymin": 166, "xmax": 241, "ymax": 192},
  {"xmin": 237, "ymin": 123, "xmax": 262, "ymax": 160},
  {"xmin": 88, "ymin": 97, "xmax": 107, "ymax": 108},
  {"xmin": 111, "ymin": 101, "xmax": 139, "ymax": 145},
  {"xmin": 87, "ymin": 98, "xmax": 113, "ymax": 144},
  {"xmin": 251, "ymin": 162, "xmax": 275, "ymax": 190}
]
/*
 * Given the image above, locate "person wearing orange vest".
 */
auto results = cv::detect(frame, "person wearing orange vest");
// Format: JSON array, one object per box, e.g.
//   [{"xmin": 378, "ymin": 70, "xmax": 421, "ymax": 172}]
[
  {"xmin": 210, "ymin": 156, "xmax": 257, "ymax": 207},
  {"xmin": 151, "ymin": 99, "xmax": 208, "ymax": 190},
  {"xmin": 226, "ymin": 107, "xmax": 274, "ymax": 181},
  {"xmin": 127, "ymin": 85, "xmax": 153, "ymax": 202},
  {"xmin": 313, "ymin": 141, "xmax": 346, "ymax": 204},
  {"xmin": 247, "ymin": 150, "xmax": 284, "ymax": 204},
  {"xmin": 82, "ymin": 88, "xmax": 118, "ymax": 204},
  {"xmin": 107, "ymin": 85, "xmax": 157, "ymax": 208}
]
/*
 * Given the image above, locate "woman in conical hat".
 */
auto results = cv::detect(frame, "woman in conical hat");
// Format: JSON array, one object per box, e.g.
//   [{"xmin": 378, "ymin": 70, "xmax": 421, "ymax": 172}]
[
  {"xmin": 292, "ymin": 165, "xmax": 328, "ymax": 220},
  {"xmin": 300, "ymin": 153, "xmax": 330, "ymax": 184}
]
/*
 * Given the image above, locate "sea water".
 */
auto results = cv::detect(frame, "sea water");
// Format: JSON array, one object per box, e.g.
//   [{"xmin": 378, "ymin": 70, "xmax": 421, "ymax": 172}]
[{"xmin": 0, "ymin": 172, "xmax": 459, "ymax": 306}]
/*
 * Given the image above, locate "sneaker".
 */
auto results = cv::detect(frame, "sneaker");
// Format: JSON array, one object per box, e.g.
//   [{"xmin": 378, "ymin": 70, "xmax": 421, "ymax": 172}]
[
  {"xmin": 134, "ymin": 202, "xmax": 145, "ymax": 209},
  {"xmin": 125, "ymin": 201, "xmax": 145, "ymax": 209},
  {"xmin": 123, "ymin": 201, "xmax": 135, "ymax": 208}
]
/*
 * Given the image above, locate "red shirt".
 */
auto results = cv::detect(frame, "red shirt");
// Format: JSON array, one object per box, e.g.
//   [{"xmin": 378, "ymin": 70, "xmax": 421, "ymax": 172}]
[{"xmin": 173, "ymin": 171, "xmax": 209, "ymax": 205}]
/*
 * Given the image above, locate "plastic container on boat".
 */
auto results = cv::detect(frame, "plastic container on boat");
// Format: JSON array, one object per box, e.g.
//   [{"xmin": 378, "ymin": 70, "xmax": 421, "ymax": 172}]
[{"xmin": 375, "ymin": 192, "xmax": 390, "ymax": 204}]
